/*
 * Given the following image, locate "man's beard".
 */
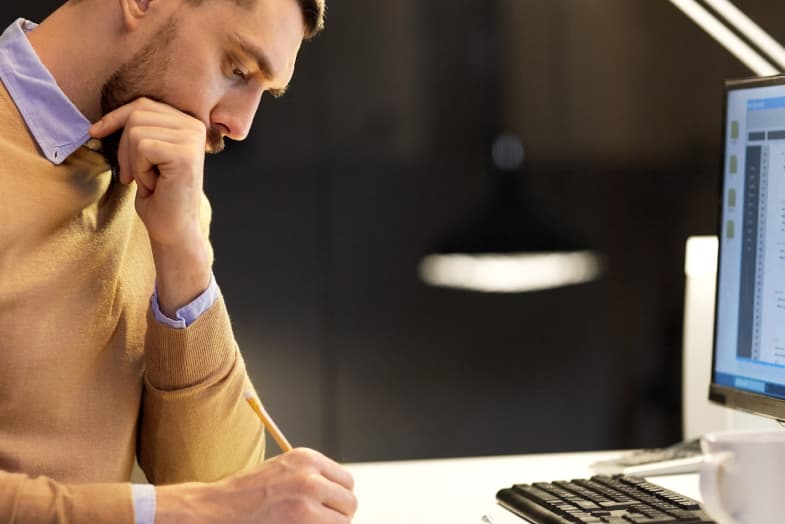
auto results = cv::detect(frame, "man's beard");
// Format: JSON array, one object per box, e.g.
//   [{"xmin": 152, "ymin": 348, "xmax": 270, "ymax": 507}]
[{"xmin": 99, "ymin": 20, "xmax": 225, "ymax": 174}]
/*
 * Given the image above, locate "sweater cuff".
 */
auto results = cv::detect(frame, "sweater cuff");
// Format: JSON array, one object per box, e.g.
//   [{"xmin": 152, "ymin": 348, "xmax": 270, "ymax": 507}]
[
  {"xmin": 145, "ymin": 294, "xmax": 237, "ymax": 391},
  {"xmin": 67, "ymin": 482, "xmax": 136, "ymax": 523}
]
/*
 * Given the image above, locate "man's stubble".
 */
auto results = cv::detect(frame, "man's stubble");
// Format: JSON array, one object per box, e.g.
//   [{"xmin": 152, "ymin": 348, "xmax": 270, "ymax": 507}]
[{"xmin": 99, "ymin": 18, "xmax": 224, "ymax": 174}]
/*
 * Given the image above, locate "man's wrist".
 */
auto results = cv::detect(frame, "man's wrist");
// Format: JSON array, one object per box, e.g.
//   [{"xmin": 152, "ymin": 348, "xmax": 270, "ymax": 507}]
[
  {"xmin": 155, "ymin": 482, "xmax": 208, "ymax": 524},
  {"xmin": 151, "ymin": 234, "xmax": 212, "ymax": 318}
]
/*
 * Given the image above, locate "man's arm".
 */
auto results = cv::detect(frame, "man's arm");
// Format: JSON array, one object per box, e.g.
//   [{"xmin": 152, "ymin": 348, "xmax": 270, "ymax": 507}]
[
  {"xmin": 0, "ymin": 450, "xmax": 357, "ymax": 524},
  {"xmin": 87, "ymin": 98, "xmax": 357, "ymax": 523},
  {"xmin": 138, "ymin": 293, "xmax": 265, "ymax": 483},
  {"xmin": 91, "ymin": 98, "xmax": 265, "ymax": 482},
  {"xmin": 0, "ymin": 471, "xmax": 135, "ymax": 523},
  {"xmin": 89, "ymin": 98, "xmax": 214, "ymax": 318}
]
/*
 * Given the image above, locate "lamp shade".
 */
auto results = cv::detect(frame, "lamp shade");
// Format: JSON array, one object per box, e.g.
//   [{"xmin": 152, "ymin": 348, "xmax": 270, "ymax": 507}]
[{"xmin": 418, "ymin": 135, "xmax": 603, "ymax": 293}]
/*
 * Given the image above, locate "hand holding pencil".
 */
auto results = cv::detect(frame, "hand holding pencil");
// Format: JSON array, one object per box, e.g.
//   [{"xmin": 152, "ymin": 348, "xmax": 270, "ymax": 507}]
[
  {"xmin": 155, "ymin": 393, "xmax": 357, "ymax": 523},
  {"xmin": 157, "ymin": 447, "xmax": 357, "ymax": 524}
]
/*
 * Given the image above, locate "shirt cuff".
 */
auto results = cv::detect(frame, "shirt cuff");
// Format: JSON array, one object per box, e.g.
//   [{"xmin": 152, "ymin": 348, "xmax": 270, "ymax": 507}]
[
  {"xmin": 131, "ymin": 483, "xmax": 156, "ymax": 524},
  {"xmin": 150, "ymin": 273, "xmax": 219, "ymax": 329}
]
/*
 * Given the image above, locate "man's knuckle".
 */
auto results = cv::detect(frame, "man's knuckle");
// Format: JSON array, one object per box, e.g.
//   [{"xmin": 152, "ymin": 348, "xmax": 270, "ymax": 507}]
[
  {"xmin": 126, "ymin": 112, "xmax": 143, "ymax": 128},
  {"xmin": 298, "ymin": 473, "xmax": 321, "ymax": 497},
  {"xmin": 127, "ymin": 126, "xmax": 142, "ymax": 143},
  {"xmin": 296, "ymin": 447, "xmax": 319, "ymax": 461},
  {"xmin": 137, "ymin": 138, "xmax": 153, "ymax": 152},
  {"xmin": 287, "ymin": 448, "xmax": 310, "ymax": 464}
]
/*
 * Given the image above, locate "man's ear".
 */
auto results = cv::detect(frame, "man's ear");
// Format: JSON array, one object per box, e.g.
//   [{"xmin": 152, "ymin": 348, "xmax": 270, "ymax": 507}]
[{"xmin": 119, "ymin": 0, "xmax": 153, "ymax": 31}]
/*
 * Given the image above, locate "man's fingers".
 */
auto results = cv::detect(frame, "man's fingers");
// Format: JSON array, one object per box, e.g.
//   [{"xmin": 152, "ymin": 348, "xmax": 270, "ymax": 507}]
[
  {"xmin": 131, "ymin": 138, "xmax": 182, "ymax": 190},
  {"xmin": 90, "ymin": 101, "xmax": 141, "ymax": 138},
  {"xmin": 318, "ymin": 504, "xmax": 354, "ymax": 524},
  {"xmin": 127, "ymin": 126, "xmax": 198, "ymax": 148},
  {"xmin": 319, "ymin": 479, "xmax": 358, "ymax": 517},
  {"xmin": 319, "ymin": 458, "xmax": 355, "ymax": 491},
  {"xmin": 115, "ymin": 124, "xmax": 203, "ymax": 189},
  {"xmin": 127, "ymin": 111, "xmax": 205, "ymax": 135},
  {"xmin": 89, "ymin": 98, "xmax": 193, "ymax": 139},
  {"xmin": 290, "ymin": 448, "xmax": 355, "ymax": 491},
  {"xmin": 123, "ymin": 138, "xmax": 173, "ymax": 197}
]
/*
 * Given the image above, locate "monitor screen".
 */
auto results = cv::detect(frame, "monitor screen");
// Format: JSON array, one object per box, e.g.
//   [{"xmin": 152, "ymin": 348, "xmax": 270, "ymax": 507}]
[{"xmin": 711, "ymin": 74, "xmax": 785, "ymax": 422}]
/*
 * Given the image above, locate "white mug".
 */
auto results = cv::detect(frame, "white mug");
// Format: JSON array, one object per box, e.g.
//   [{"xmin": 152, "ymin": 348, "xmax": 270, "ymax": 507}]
[{"xmin": 700, "ymin": 429, "xmax": 785, "ymax": 524}]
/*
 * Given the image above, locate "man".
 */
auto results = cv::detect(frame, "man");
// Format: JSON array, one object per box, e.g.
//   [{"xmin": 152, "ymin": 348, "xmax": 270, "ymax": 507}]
[{"xmin": 0, "ymin": 0, "xmax": 357, "ymax": 522}]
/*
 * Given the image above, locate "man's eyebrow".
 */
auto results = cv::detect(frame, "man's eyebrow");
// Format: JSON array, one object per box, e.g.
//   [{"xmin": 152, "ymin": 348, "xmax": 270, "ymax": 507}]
[{"xmin": 231, "ymin": 34, "xmax": 289, "ymax": 98}]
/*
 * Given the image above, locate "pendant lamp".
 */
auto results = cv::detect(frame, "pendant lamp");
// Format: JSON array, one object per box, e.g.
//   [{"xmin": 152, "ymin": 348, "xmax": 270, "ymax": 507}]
[{"xmin": 418, "ymin": 134, "xmax": 603, "ymax": 293}]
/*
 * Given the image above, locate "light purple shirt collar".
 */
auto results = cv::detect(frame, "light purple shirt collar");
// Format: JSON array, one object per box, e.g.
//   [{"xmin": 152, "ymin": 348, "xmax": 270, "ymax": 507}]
[{"xmin": 0, "ymin": 18, "xmax": 92, "ymax": 165}]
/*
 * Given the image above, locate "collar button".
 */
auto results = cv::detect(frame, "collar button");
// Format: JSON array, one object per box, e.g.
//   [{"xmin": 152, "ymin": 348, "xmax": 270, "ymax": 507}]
[{"xmin": 85, "ymin": 139, "xmax": 102, "ymax": 152}]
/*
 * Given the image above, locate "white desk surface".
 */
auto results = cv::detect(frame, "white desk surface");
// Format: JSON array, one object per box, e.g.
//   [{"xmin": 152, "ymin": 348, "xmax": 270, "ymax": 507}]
[{"xmin": 345, "ymin": 451, "xmax": 701, "ymax": 524}]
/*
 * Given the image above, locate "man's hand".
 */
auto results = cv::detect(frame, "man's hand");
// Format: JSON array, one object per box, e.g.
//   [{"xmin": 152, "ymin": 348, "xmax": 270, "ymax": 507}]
[
  {"xmin": 90, "ymin": 98, "xmax": 212, "ymax": 317},
  {"xmin": 156, "ymin": 448, "xmax": 358, "ymax": 524}
]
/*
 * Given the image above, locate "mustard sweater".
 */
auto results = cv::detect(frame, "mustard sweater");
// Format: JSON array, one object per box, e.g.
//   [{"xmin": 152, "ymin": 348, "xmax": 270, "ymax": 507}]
[{"xmin": 0, "ymin": 81, "xmax": 264, "ymax": 523}]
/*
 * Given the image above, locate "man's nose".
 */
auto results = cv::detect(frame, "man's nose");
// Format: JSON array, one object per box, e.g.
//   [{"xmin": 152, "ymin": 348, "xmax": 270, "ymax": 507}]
[{"xmin": 214, "ymin": 91, "xmax": 263, "ymax": 142}]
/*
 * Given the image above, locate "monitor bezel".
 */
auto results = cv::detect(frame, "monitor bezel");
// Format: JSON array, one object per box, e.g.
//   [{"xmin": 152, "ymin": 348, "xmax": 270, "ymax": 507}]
[{"xmin": 708, "ymin": 73, "xmax": 785, "ymax": 424}]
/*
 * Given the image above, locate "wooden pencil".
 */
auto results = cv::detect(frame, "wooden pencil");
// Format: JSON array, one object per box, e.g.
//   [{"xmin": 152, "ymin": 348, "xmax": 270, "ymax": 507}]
[{"xmin": 244, "ymin": 391, "xmax": 293, "ymax": 453}]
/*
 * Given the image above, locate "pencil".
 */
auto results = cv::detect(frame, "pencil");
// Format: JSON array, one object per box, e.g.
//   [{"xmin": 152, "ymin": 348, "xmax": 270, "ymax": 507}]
[{"xmin": 244, "ymin": 391, "xmax": 293, "ymax": 453}]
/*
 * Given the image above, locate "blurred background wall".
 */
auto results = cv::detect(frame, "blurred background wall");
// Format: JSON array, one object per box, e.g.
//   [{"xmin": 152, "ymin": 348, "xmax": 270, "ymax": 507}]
[{"xmin": 6, "ymin": 1, "xmax": 784, "ymax": 462}]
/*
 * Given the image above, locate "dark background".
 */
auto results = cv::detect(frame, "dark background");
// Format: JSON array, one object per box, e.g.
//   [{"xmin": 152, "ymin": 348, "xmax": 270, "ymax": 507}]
[{"xmin": 8, "ymin": 1, "xmax": 784, "ymax": 462}]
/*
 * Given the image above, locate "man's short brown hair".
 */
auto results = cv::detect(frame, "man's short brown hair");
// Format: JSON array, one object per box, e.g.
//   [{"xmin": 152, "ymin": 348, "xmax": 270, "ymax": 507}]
[
  {"xmin": 68, "ymin": 0, "xmax": 326, "ymax": 40},
  {"xmin": 186, "ymin": 0, "xmax": 325, "ymax": 39},
  {"xmin": 294, "ymin": 0, "xmax": 325, "ymax": 39}
]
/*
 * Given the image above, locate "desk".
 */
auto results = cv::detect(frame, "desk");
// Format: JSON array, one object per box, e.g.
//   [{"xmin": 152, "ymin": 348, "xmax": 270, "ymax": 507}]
[{"xmin": 345, "ymin": 451, "xmax": 701, "ymax": 524}]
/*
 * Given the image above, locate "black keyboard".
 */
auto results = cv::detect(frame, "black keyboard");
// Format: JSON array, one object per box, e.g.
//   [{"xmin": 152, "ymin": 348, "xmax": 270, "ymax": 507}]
[{"xmin": 496, "ymin": 475, "xmax": 715, "ymax": 523}]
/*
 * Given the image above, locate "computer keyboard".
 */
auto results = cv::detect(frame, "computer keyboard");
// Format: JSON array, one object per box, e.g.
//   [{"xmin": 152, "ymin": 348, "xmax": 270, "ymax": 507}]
[{"xmin": 496, "ymin": 474, "xmax": 715, "ymax": 523}]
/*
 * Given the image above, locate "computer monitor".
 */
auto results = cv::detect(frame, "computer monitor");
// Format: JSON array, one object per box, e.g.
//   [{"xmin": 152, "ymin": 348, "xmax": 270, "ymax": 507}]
[{"xmin": 710, "ymin": 74, "xmax": 785, "ymax": 423}]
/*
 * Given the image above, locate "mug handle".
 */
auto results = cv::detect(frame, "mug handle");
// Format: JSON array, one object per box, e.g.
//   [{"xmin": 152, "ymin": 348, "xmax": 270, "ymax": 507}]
[{"xmin": 700, "ymin": 451, "xmax": 738, "ymax": 524}]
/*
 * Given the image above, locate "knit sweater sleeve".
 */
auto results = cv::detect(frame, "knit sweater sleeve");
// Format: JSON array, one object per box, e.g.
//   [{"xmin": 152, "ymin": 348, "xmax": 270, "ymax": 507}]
[
  {"xmin": 137, "ymin": 293, "xmax": 266, "ymax": 484},
  {"xmin": 0, "ymin": 471, "xmax": 134, "ymax": 524}
]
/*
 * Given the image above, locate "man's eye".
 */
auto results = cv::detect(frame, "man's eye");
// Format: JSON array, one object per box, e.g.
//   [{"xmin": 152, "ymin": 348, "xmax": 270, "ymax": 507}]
[{"xmin": 232, "ymin": 67, "xmax": 248, "ymax": 81}]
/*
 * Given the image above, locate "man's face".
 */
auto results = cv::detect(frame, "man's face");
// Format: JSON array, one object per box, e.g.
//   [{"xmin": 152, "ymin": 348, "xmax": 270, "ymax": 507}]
[{"xmin": 100, "ymin": 0, "xmax": 304, "ymax": 165}]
